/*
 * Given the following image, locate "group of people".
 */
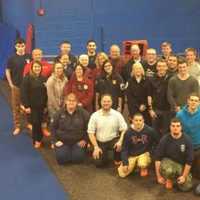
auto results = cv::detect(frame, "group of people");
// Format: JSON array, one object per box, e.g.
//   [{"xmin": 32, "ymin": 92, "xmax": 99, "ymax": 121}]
[{"xmin": 5, "ymin": 38, "xmax": 200, "ymax": 194}]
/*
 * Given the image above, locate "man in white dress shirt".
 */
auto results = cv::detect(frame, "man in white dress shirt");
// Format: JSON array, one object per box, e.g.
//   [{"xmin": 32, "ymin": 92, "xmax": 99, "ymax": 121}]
[{"xmin": 88, "ymin": 94, "xmax": 127, "ymax": 167}]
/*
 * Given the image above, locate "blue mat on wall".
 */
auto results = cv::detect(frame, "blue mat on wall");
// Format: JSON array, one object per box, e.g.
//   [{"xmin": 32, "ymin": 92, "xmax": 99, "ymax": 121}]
[
  {"xmin": 0, "ymin": 95, "xmax": 68, "ymax": 200},
  {"xmin": 0, "ymin": 24, "xmax": 17, "ymax": 79}
]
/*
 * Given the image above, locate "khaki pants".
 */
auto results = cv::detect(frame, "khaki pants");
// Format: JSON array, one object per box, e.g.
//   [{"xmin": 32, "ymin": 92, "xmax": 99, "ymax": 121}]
[
  {"xmin": 118, "ymin": 152, "xmax": 151, "ymax": 178},
  {"xmin": 11, "ymin": 86, "xmax": 21, "ymax": 129}
]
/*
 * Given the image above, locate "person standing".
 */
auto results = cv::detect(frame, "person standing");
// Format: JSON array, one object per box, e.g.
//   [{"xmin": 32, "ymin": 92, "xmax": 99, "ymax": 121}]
[
  {"xmin": 23, "ymin": 48, "xmax": 52, "ymax": 78},
  {"xmin": 167, "ymin": 58, "xmax": 199, "ymax": 114},
  {"xmin": 5, "ymin": 38, "xmax": 31, "ymax": 135},
  {"xmin": 148, "ymin": 59, "xmax": 171, "ymax": 135},
  {"xmin": 86, "ymin": 40, "xmax": 97, "ymax": 70},
  {"xmin": 46, "ymin": 62, "xmax": 68, "ymax": 118},
  {"xmin": 21, "ymin": 61, "xmax": 47, "ymax": 148},
  {"xmin": 185, "ymin": 48, "xmax": 200, "ymax": 85},
  {"xmin": 95, "ymin": 60, "xmax": 124, "ymax": 111},
  {"xmin": 126, "ymin": 62, "xmax": 150, "ymax": 124},
  {"xmin": 64, "ymin": 65, "xmax": 94, "ymax": 112}
]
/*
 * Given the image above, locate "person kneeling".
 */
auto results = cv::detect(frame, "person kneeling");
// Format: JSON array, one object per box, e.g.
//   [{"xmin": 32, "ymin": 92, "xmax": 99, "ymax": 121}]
[
  {"xmin": 87, "ymin": 94, "xmax": 127, "ymax": 167},
  {"xmin": 50, "ymin": 93, "xmax": 90, "ymax": 165},
  {"xmin": 118, "ymin": 113, "xmax": 159, "ymax": 178},
  {"xmin": 155, "ymin": 118, "xmax": 193, "ymax": 192}
]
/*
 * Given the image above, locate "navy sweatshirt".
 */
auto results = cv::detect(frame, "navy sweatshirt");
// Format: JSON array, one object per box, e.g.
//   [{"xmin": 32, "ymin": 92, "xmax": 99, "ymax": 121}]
[
  {"xmin": 121, "ymin": 125, "xmax": 159, "ymax": 165},
  {"xmin": 155, "ymin": 133, "xmax": 193, "ymax": 166}
]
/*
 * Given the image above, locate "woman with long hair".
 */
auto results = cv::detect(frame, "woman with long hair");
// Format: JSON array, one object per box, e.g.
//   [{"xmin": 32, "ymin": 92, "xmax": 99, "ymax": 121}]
[
  {"xmin": 95, "ymin": 60, "xmax": 124, "ymax": 111},
  {"xmin": 64, "ymin": 65, "xmax": 94, "ymax": 112},
  {"xmin": 126, "ymin": 62, "xmax": 150, "ymax": 124},
  {"xmin": 95, "ymin": 52, "xmax": 109, "ymax": 75},
  {"xmin": 21, "ymin": 61, "xmax": 47, "ymax": 148},
  {"xmin": 46, "ymin": 61, "xmax": 68, "ymax": 118}
]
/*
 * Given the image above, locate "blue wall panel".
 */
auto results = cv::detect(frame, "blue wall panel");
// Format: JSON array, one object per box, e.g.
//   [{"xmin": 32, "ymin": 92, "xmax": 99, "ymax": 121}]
[
  {"xmin": 33, "ymin": 0, "xmax": 93, "ymax": 55},
  {"xmin": 1, "ymin": 0, "xmax": 200, "ymax": 55},
  {"xmin": 1, "ymin": 0, "xmax": 33, "ymax": 38}
]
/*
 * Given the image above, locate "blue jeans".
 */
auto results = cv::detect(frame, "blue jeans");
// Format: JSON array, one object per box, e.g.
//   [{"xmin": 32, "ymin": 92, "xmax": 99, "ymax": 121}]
[{"xmin": 55, "ymin": 143, "xmax": 86, "ymax": 165}]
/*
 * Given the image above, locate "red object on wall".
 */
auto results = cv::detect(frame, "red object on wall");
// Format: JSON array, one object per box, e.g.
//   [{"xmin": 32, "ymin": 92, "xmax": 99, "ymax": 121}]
[
  {"xmin": 37, "ymin": 8, "xmax": 45, "ymax": 16},
  {"xmin": 122, "ymin": 40, "xmax": 148, "ymax": 61},
  {"xmin": 25, "ymin": 23, "xmax": 33, "ymax": 54}
]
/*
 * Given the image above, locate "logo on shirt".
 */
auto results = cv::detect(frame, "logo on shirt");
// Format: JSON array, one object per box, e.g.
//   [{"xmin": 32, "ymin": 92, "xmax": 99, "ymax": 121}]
[
  {"xmin": 131, "ymin": 135, "xmax": 148, "ymax": 144},
  {"xmin": 26, "ymin": 59, "xmax": 30, "ymax": 64},
  {"xmin": 61, "ymin": 114, "xmax": 66, "ymax": 119},
  {"xmin": 180, "ymin": 144, "xmax": 186, "ymax": 152},
  {"xmin": 83, "ymin": 84, "xmax": 88, "ymax": 90},
  {"xmin": 77, "ymin": 83, "xmax": 88, "ymax": 91},
  {"xmin": 112, "ymin": 80, "xmax": 117, "ymax": 85}
]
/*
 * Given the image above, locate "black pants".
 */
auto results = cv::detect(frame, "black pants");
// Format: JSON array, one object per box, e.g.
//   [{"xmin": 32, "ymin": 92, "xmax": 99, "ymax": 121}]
[
  {"xmin": 31, "ymin": 107, "xmax": 44, "ymax": 143},
  {"xmin": 152, "ymin": 110, "xmax": 171, "ymax": 136},
  {"xmin": 93, "ymin": 137, "xmax": 121, "ymax": 168}
]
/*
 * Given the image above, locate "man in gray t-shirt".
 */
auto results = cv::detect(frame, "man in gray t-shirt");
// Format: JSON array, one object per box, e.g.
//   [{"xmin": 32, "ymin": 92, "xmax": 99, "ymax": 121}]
[{"xmin": 167, "ymin": 58, "xmax": 199, "ymax": 113}]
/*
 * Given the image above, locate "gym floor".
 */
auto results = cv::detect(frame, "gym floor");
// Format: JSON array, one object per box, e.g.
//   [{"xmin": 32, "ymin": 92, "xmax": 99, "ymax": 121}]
[{"xmin": 0, "ymin": 80, "xmax": 199, "ymax": 200}]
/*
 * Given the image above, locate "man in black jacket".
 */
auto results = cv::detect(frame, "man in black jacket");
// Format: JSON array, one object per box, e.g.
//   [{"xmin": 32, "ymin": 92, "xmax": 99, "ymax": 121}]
[
  {"xmin": 148, "ymin": 59, "xmax": 171, "ymax": 135},
  {"xmin": 50, "ymin": 93, "xmax": 90, "ymax": 165}
]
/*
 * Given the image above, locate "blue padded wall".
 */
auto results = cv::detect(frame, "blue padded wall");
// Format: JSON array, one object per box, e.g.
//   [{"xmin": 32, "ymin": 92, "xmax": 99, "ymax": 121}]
[
  {"xmin": 33, "ymin": 0, "xmax": 93, "ymax": 55},
  {"xmin": 1, "ymin": 0, "xmax": 200, "ymax": 55},
  {"xmin": 0, "ymin": 24, "xmax": 17, "ymax": 78},
  {"xmin": 1, "ymin": 0, "xmax": 33, "ymax": 38}
]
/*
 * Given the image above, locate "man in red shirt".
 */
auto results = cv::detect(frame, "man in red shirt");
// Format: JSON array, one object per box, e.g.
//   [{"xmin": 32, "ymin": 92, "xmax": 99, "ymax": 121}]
[{"xmin": 23, "ymin": 48, "xmax": 52, "ymax": 78}]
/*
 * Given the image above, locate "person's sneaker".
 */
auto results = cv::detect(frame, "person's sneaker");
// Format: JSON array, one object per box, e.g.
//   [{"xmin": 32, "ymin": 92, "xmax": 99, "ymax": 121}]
[
  {"xmin": 114, "ymin": 160, "xmax": 122, "ymax": 166},
  {"xmin": 165, "ymin": 179, "xmax": 173, "ymax": 189},
  {"xmin": 140, "ymin": 168, "xmax": 149, "ymax": 177},
  {"xmin": 42, "ymin": 128, "xmax": 51, "ymax": 137},
  {"xmin": 34, "ymin": 141, "xmax": 42, "ymax": 149},
  {"xmin": 26, "ymin": 123, "xmax": 32, "ymax": 131},
  {"xmin": 13, "ymin": 128, "xmax": 20, "ymax": 136}
]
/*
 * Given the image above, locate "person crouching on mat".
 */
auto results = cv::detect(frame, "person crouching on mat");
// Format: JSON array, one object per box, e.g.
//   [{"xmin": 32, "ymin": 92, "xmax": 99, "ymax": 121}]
[
  {"xmin": 155, "ymin": 118, "xmax": 193, "ymax": 191},
  {"xmin": 21, "ymin": 61, "xmax": 47, "ymax": 148},
  {"xmin": 50, "ymin": 93, "xmax": 90, "ymax": 165},
  {"xmin": 118, "ymin": 113, "xmax": 159, "ymax": 177}
]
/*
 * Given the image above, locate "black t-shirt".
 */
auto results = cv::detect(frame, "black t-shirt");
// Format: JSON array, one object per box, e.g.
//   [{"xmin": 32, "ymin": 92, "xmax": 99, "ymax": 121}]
[
  {"xmin": 7, "ymin": 54, "xmax": 31, "ymax": 87},
  {"xmin": 95, "ymin": 73, "xmax": 124, "ymax": 109},
  {"xmin": 143, "ymin": 61, "xmax": 157, "ymax": 78},
  {"xmin": 88, "ymin": 54, "xmax": 97, "ymax": 69},
  {"xmin": 148, "ymin": 74, "xmax": 171, "ymax": 111}
]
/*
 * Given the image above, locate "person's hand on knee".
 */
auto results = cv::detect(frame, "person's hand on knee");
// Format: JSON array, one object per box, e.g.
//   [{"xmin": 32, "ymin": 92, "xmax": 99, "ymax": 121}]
[
  {"xmin": 177, "ymin": 175, "xmax": 186, "ymax": 184},
  {"xmin": 122, "ymin": 165, "xmax": 129, "ymax": 173},
  {"xmin": 114, "ymin": 140, "xmax": 122, "ymax": 152},
  {"xmin": 77, "ymin": 140, "xmax": 87, "ymax": 148},
  {"xmin": 93, "ymin": 146, "xmax": 103, "ymax": 159},
  {"xmin": 55, "ymin": 141, "xmax": 63, "ymax": 147},
  {"xmin": 157, "ymin": 174, "xmax": 165, "ymax": 185}
]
